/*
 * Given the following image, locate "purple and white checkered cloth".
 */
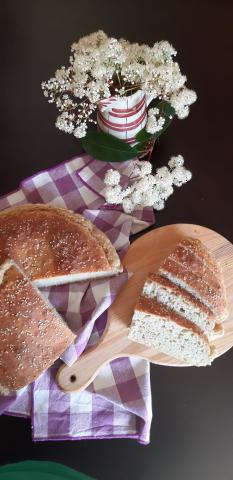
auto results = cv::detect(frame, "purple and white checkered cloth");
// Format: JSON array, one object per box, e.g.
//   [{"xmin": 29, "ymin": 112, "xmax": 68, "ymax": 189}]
[{"xmin": 0, "ymin": 154, "xmax": 155, "ymax": 444}]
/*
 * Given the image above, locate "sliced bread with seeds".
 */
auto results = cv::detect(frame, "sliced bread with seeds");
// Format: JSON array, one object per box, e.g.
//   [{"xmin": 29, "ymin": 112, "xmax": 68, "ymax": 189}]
[
  {"xmin": 129, "ymin": 295, "xmax": 214, "ymax": 366},
  {"xmin": 143, "ymin": 273, "xmax": 223, "ymax": 339}
]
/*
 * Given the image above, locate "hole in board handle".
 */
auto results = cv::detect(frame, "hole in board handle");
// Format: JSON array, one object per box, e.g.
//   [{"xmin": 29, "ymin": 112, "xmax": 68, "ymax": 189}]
[{"xmin": 70, "ymin": 375, "xmax": 77, "ymax": 383}]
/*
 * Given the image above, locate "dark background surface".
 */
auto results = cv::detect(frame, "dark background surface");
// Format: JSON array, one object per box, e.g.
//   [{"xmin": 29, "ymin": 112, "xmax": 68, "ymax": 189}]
[{"xmin": 1, "ymin": 1, "xmax": 233, "ymax": 479}]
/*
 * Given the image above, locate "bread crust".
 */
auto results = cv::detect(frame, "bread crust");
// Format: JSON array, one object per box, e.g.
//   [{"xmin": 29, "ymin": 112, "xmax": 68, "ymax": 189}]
[
  {"xmin": 179, "ymin": 237, "xmax": 222, "ymax": 275},
  {"xmin": 169, "ymin": 245, "xmax": 223, "ymax": 288}
]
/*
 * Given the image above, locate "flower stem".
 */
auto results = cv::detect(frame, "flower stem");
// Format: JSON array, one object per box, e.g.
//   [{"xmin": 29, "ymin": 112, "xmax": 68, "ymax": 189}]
[{"xmin": 116, "ymin": 71, "xmax": 122, "ymax": 88}]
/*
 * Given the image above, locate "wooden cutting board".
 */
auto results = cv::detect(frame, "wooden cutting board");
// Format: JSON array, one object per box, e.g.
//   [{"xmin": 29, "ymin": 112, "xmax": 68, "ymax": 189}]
[{"xmin": 56, "ymin": 224, "xmax": 233, "ymax": 393}]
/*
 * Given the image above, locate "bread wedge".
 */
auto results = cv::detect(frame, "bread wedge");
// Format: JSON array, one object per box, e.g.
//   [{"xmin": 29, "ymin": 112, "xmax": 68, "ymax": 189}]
[{"xmin": 0, "ymin": 260, "xmax": 76, "ymax": 393}]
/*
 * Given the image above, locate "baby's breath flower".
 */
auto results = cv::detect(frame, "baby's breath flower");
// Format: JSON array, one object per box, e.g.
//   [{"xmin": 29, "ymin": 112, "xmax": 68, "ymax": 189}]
[
  {"xmin": 141, "ymin": 189, "xmax": 157, "ymax": 207},
  {"xmin": 140, "ymin": 174, "xmax": 156, "ymax": 187},
  {"xmin": 104, "ymin": 169, "xmax": 120, "ymax": 186},
  {"xmin": 121, "ymin": 186, "xmax": 133, "ymax": 199},
  {"xmin": 153, "ymin": 199, "xmax": 165, "ymax": 210},
  {"xmin": 56, "ymin": 95, "xmax": 77, "ymax": 112},
  {"xmin": 154, "ymin": 166, "xmax": 173, "ymax": 187},
  {"xmin": 170, "ymin": 88, "xmax": 197, "ymax": 119},
  {"xmin": 132, "ymin": 160, "xmax": 152, "ymax": 177},
  {"xmin": 135, "ymin": 176, "xmax": 154, "ymax": 193},
  {"xmin": 55, "ymin": 112, "xmax": 75, "ymax": 134},
  {"xmin": 164, "ymin": 184, "xmax": 174, "ymax": 197},
  {"xmin": 172, "ymin": 166, "xmax": 192, "ymax": 186},
  {"xmin": 73, "ymin": 124, "xmax": 87, "ymax": 138},
  {"xmin": 152, "ymin": 41, "xmax": 177, "ymax": 63},
  {"xmin": 122, "ymin": 197, "xmax": 135, "ymax": 214},
  {"xmin": 158, "ymin": 184, "xmax": 174, "ymax": 200},
  {"xmin": 141, "ymin": 163, "xmax": 153, "ymax": 177},
  {"xmin": 148, "ymin": 107, "xmax": 160, "ymax": 116},
  {"xmin": 105, "ymin": 185, "xmax": 123, "ymax": 203},
  {"xmin": 168, "ymin": 154, "xmax": 184, "ymax": 168},
  {"xmin": 146, "ymin": 108, "xmax": 165, "ymax": 134},
  {"xmin": 131, "ymin": 189, "xmax": 143, "ymax": 204},
  {"xmin": 146, "ymin": 116, "xmax": 165, "ymax": 134}
]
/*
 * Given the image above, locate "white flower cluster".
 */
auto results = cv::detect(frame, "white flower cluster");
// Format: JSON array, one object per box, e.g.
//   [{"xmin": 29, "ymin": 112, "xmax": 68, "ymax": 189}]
[
  {"xmin": 146, "ymin": 108, "xmax": 165, "ymax": 134},
  {"xmin": 170, "ymin": 88, "xmax": 197, "ymax": 119},
  {"xmin": 104, "ymin": 156, "xmax": 192, "ymax": 213},
  {"xmin": 42, "ymin": 31, "xmax": 197, "ymax": 138}
]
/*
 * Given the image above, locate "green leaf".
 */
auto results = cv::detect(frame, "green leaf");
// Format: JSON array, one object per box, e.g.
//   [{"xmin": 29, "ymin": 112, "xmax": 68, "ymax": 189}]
[
  {"xmin": 135, "ymin": 128, "xmax": 154, "ymax": 143},
  {"xmin": 82, "ymin": 131, "xmax": 137, "ymax": 162}
]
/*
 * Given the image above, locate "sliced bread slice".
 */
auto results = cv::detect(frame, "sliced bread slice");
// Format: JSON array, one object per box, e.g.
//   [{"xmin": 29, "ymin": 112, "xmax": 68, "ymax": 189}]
[
  {"xmin": 159, "ymin": 257, "xmax": 227, "ymax": 321},
  {"xmin": 128, "ymin": 296, "xmax": 213, "ymax": 366},
  {"xmin": 143, "ymin": 273, "xmax": 223, "ymax": 339},
  {"xmin": 0, "ymin": 260, "xmax": 76, "ymax": 394}
]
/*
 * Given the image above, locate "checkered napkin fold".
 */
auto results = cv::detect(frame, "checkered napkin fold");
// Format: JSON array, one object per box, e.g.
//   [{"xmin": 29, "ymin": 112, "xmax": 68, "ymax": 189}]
[{"xmin": 0, "ymin": 154, "xmax": 155, "ymax": 444}]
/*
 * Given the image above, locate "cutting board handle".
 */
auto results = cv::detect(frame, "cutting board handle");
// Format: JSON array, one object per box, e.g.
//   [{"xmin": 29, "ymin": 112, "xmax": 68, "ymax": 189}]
[{"xmin": 56, "ymin": 327, "xmax": 131, "ymax": 393}]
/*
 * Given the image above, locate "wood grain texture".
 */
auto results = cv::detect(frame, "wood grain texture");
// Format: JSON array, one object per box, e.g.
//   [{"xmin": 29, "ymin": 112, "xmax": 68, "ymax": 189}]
[{"xmin": 57, "ymin": 224, "xmax": 233, "ymax": 392}]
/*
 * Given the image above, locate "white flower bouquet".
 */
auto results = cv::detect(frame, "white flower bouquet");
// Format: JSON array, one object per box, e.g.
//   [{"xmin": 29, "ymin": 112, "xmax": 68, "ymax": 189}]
[{"xmin": 42, "ymin": 30, "xmax": 197, "ymax": 162}]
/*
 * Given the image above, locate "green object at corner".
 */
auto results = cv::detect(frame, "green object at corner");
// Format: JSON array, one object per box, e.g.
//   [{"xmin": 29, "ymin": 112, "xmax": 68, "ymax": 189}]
[{"xmin": 0, "ymin": 461, "xmax": 95, "ymax": 480}]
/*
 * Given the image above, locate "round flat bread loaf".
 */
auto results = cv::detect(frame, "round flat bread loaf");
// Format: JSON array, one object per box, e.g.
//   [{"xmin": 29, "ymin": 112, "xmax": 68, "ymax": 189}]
[{"xmin": 0, "ymin": 204, "xmax": 122, "ymax": 287}]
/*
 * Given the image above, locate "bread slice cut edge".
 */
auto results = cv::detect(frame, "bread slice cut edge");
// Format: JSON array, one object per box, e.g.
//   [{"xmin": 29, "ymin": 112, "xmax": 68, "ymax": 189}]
[
  {"xmin": 159, "ymin": 258, "xmax": 228, "ymax": 321},
  {"xmin": 143, "ymin": 273, "xmax": 222, "ymax": 339},
  {"xmin": 129, "ymin": 308, "xmax": 213, "ymax": 366},
  {"xmin": 34, "ymin": 268, "xmax": 121, "ymax": 287}
]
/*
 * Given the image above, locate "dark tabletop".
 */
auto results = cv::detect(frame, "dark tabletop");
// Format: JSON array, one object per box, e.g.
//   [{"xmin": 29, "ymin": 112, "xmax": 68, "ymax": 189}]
[{"xmin": 1, "ymin": 1, "xmax": 233, "ymax": 479}]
